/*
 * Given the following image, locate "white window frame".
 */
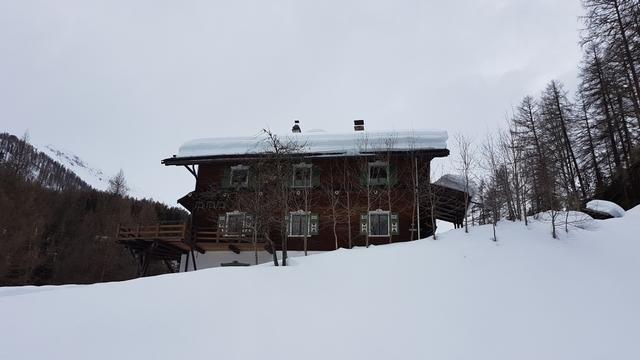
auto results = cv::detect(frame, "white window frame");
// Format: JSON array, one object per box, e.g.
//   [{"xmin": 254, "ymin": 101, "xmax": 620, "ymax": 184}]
[
  {"xmin": 368, "ymin": 161, "xmax": 389, "ymax": 186},
  {"xmin": 368, "ymin": 209, "xmax": 390, "ymax": 237},
  {"xmin": 292, "ymin": 163, "xmax": 313, "ymax": 188},
  {"xmin": 225, "ymin": 211, "xmax": 246, "ymax": 236},
  {"xmin": 230, "ymin": 165, "xmax": 250, "ymax": 187},
  {"xmin": 288, "ymin": 210, "xmax": 310, "ymax": 237}
]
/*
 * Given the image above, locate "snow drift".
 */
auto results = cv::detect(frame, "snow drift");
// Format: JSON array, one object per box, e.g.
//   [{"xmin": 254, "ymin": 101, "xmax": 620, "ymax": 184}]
[
  {"xmin": 1, "ymin": 208, "xmax": 639, "ymax": 359},
  {"xmin": 586, "ymin": 199, "xmax": 626, "ymax": 218}
]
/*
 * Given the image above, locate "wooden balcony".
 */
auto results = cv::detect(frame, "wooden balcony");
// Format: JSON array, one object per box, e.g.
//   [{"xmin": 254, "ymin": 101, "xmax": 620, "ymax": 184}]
[
  {"xmin": 116, "ymin": 222, "xmax": 193, "ymax": 276},
  {"xmin": 116, "ymin": 223, "xmax": 192, "ymax": 260},
  {"xmin": 117, "ymin": 223, "xmax": 262, "ymax": 253}
]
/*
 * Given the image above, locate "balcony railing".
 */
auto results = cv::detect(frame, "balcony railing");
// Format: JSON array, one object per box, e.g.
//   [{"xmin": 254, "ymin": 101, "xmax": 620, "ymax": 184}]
[
  {"xmin": 116, "ymin": 223, "xmax": 255, "ymax": 245},
  {"xmin": 116, "ymin": 223, "xmax": 188, "ymax": 243}
]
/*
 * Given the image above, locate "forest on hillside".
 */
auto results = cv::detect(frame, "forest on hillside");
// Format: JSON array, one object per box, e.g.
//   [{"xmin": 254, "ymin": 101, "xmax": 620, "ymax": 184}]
[
  {"xmin": 0, "ymin": 133, "xmax": 186, "ymax": 286},
  {"xmin": 458, "ymin": 0, "xmax": 640, "ymax": 232}
]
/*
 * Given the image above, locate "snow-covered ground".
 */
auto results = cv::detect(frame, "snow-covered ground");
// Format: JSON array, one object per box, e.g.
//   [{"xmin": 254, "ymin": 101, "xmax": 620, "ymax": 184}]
[{"xmin": 1, "ymin": 208, "xmax": 639, "ymax": 359}]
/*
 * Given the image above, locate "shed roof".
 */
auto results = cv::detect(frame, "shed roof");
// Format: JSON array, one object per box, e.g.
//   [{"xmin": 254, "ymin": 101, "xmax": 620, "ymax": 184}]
[{"xmin": 434, "ymin": 174, "xmax": 477, "ymax": 197}]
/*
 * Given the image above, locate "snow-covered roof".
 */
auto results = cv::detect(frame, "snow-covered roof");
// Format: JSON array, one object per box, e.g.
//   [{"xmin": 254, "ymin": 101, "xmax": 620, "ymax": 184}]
[
  {"xmin": 175, "ymin": 130, "xmax": 448, "ymax": 159},
  {"xmin": 586, "ymin": 200, "xmax": 625, "ymax": 218},
  {"xmin": 434, "ymin": 174, "xmax": 477, "ymax": 196}
]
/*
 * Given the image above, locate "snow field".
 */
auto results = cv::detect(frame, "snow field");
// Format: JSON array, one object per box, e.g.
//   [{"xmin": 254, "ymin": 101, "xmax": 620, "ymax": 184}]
[{"xmin": 1, "ymin": 208, "xmax": 639, "ymax": 360}]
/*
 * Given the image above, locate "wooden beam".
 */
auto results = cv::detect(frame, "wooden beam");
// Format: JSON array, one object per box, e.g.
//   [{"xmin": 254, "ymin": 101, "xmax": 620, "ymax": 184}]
[{"xmin": 184, "ymin": 165, "xmax": 197, "ymax": 179}]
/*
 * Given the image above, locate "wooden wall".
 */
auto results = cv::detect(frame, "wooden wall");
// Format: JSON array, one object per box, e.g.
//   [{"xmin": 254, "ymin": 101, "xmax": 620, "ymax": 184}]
[{"xmin": 190, "ymin": 153, "xmax": 438, "ymax": 251}]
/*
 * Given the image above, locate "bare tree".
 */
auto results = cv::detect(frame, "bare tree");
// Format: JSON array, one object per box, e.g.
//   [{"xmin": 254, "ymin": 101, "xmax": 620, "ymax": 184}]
[
  {"xmin": 481, "ymin": 134, "xmax": 503, "ymax": 241},
  {"xmin": 108, "ymin": 169, "xmax": 129, "ymax": 197},
  {"xmin": 342, "ymin": 157, "xmax": 355, "ymax": 248},
  {"xmin": 454, "ymin": 133, "xmax": 475, "ymax": 233},
  {"xmin": 420, "ymin": 160, "xmax": 445, "ymax": 240},
  {"xmin": 253, "ymin": 129, "xmax": 306, "ymax": 266},
  {"xmin": 321, "ymin": 160, "xmax": 345, "ymax": 250}
]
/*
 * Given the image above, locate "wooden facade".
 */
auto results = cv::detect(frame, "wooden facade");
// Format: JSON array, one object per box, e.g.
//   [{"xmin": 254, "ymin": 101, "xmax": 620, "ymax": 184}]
[{"xmin": 162, "ymin": 148, "xmax": 449, "ymax": 253}]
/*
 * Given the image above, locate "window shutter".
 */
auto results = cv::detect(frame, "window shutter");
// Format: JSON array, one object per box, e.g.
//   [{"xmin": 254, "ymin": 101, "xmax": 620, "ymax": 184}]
[
  {"xmin": 360, "ymin": 166, "xmax": 368, "ymax": 187},
  {"xmin": 288, "ymin": 167, "xmax": 295, "ymax": 188},
  {"xmin": 309, "ymin": 213, "xmax": 319, "ymax": 235},
  {"xmin": 359, "ymin": 213, "xmax": 368, "ymax": 235},
  {"xmin": 243, "ymin": 214, "xmax": 254, "ymax": 234},
  {"xmin": 389, "ymin": 163, "xmax": 398, "ymax": 186},
  {"xmin": 221, "ymin": 167, "xmax": 231, "ymax": 188},
  {"xmin": 248, "ymin": 169, "xmax": 257, "ymax": 189},
  {"xmin": 217, "ymin": 215, "xmax": 226, "ymax": 233},
  {"xmin": 311, "ymin": 165, "xmax": 321, "ymax": 188},
  {"xmin": 390, "ymin": 213, "xmax": 400, "ymax": 235}
]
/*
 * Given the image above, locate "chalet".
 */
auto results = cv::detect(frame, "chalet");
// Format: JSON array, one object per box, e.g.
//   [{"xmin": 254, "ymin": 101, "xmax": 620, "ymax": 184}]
[{"xmin": 117, "ymin": 122, "xmax": 471, "ymax": 274}]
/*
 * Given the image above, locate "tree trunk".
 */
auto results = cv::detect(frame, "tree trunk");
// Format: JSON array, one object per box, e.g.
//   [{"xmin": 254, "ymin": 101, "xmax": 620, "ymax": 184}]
[{"xmin": 613, "ymin": 0, "xmax": 640, "ymax": 111}]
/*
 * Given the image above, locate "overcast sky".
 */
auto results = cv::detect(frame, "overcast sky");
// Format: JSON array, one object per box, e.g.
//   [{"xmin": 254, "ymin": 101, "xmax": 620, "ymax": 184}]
[{"xmin": 1, "ymin": 0, "xmax": 583, "ymax": 205}]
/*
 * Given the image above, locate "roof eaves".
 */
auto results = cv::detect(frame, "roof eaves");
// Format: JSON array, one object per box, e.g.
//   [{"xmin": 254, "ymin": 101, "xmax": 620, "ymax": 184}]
[{"xmin": 162, "ymin": 148, "xmax": 449, "ymax": 166}]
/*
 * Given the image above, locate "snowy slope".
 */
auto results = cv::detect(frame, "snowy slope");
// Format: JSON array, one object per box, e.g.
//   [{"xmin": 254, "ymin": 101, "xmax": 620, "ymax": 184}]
[
  {"xmin": 39, "ymin": 144, "xmax": 109, "ymax": 190},
  {"xmin": 1, "ymin": 208, "xmax": 639, "ymax": 359},
  {"xmin": 37, "ymin": 144, "xmax": 151, "ymax": 200}
]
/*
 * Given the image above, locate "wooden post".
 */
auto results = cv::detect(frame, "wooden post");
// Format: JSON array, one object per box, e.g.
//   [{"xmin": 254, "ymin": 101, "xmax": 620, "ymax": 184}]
[
  {"xmin": 186, "ymin": 216, "xmax": 194, "ymax": 248},
  {"xmin": 190, "ymin": 249, "xmax": 198, "ymax": 271},
  {"xmin": 135, "ymin": 252, "xmax": 142, "ymax": 277},
  {"xmin": 141, "ymin": 252, "xmax": 150, "ymax": 277},
  {"xmin": 416, "ymin": 157, "xmax": 421, "ymax": 239}
]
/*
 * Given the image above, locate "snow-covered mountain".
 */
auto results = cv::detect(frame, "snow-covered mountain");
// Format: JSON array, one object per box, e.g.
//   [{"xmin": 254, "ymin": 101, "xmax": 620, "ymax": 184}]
[
  {"xmin": 39, "ymin": 144, "xmax": 109, "ymax": 191},
  {"xmin": 39, "ymin": 144, "xmax": 152, "ymax": 200},
  {"xmin": 1, "ymin": 208, "xmax": 639, "ymax": 359},
  {"xmin": 1, "ymin": 132, "xmax": 152, "ymax": 200}
]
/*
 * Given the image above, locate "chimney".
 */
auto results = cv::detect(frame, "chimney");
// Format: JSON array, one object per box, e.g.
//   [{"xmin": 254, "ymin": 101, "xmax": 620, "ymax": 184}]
[
  {"xmin": 354, "ymin": 119, "xmax": 365, "ymax": 132},
  {"xmin": 292, "ymin": 120, "xmax": 301, "ymax": 133}
]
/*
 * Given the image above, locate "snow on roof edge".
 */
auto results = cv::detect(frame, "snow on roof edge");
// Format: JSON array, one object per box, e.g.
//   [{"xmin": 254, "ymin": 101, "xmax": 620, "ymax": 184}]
[{"xmin": 176, "ymin": 129, "xmax": 448, "ymax": 158}]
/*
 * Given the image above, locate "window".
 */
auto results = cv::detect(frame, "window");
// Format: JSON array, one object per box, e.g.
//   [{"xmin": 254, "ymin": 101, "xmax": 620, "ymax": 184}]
[
  {"xmin": 369, "ymin": 211, "xmax": 390, "ymax": 236},
  {"xmin": 226, "ymin": 212, "xmax": 246, "ymax": 235},
  {"xmin": 360, "ymin": 211, "xmax": 399, "ymax": 236},
  {"xmin": 288, "ymin": 211, "xmax": 319, "ymax": 237},
  {"xmin": 230, "ymin": 165, "xmax": 249, "ymax": 187},
  {"xmin": 292, "ymin": 163, "xmax": 312, "ymax": 188},
  {"xmin": 218, "ymin": 212, "xmax": 253, "ymax": 236},
  {"xmin": 368, "ymin": 161, "xmax": 389, "ymax": 186},
  {"xmin": 289, "ymin": 212, "xmax": 310, "ymax": 237}
]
